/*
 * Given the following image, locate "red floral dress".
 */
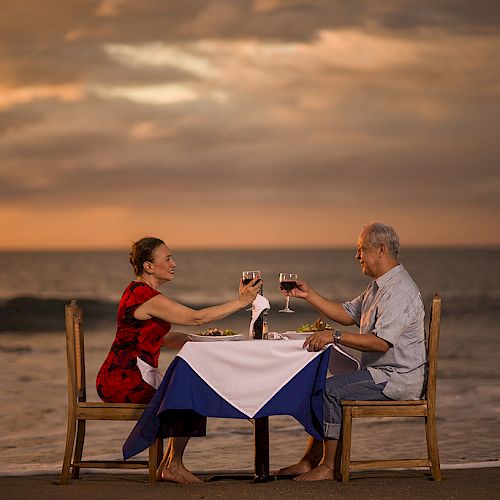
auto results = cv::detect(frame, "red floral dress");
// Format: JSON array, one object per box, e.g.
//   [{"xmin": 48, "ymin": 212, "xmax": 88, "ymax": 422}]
[{"xmin": 96, "ymin": 281, "xmax": 171, "ymax": 403}]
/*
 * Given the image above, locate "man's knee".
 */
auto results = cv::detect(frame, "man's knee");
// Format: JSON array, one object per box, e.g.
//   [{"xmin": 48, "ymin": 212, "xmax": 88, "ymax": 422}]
[{"xmin": 324, "ymin": 371, "xmax": 373, "ymax": 401}]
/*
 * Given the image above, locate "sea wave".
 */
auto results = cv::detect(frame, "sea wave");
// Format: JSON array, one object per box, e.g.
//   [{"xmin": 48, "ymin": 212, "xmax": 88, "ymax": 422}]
[
  {"xmin": 0, "ymin": 292, "xmax": 498, "ymax": 332},
  {"xmin": 0, "ymin": 297, "xmax": 117, "ymax": 332}
]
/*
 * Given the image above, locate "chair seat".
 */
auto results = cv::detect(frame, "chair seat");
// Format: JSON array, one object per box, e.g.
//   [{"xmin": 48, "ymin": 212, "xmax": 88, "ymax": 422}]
[
  {"xmin": 341, "ymin": 399, "xmax": 428, "ymax": 418},
  {"xmin": 341, "ymin": 399, "xmax": 426, "ymax": 406},
  {"xmin": 75, "ymin": 402, "xmax": 148, "ymax": 420},
  {"xmin": 77, "ymin": 402, "xmax": 149, "ymax": 409}
]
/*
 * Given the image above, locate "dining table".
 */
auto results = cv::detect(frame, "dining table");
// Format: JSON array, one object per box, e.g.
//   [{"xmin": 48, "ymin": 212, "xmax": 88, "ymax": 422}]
[{"xmin": 123, "ymin": 336, "xmax": 358, "ymax": 482}]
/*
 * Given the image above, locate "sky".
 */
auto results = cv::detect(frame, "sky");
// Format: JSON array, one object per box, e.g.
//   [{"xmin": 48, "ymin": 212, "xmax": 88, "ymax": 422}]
[{"xmin": 1, "ymin": 0, "xmax": 499, "ymax": 250}]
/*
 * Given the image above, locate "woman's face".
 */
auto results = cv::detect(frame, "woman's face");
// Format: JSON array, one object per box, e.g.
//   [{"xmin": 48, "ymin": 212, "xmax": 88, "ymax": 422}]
[{"xmin": 148, "ymin": 244, "xmax": 176, "ymax": 281}]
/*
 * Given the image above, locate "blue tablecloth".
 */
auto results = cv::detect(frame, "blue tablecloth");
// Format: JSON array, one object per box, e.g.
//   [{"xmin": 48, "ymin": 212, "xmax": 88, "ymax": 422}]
[{"xmin": 123, "ymin": 345, "xmax": 331, "ymax": 460}]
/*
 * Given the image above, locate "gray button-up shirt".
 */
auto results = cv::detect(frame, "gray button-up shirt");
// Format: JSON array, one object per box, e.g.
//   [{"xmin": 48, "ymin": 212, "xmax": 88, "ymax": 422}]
[{"xmin": 342, "ymin": 264, "xmax": 426, "ymax": 400}]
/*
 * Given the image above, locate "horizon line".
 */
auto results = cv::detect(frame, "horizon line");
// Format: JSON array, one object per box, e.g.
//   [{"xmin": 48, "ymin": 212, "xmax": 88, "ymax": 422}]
[{"xmin": 1, "ymin": 243, "xmax": 499, "ymax": 252}]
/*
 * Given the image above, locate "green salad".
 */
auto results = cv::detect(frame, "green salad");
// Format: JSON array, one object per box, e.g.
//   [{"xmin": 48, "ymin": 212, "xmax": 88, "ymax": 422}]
[
  {"xmin": 297, "ymin": 318, "xmax": 333, "ymax": 333},
  {"xmin": 198, "ymin": 328, "xmax": 237, "ymax": 337}
]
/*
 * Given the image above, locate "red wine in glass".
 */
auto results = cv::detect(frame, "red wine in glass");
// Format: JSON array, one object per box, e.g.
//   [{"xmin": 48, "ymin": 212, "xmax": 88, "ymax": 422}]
[
  {"xmin": 279, "ymin": 273, "xmax": 298, "ymax": 313},
  {"xmin": 280, "ymin": 281, "xmax": 297, "ymax": 292},
  {"xmin": 242, "ymin": 270, "xmax": 261, "ymax": 286}
]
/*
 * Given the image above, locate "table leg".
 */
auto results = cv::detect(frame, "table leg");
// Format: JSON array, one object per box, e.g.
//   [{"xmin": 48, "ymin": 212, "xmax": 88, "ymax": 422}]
[{"xmin": 253, "ymin": 416, "xmax": 270, "ymax": 482}]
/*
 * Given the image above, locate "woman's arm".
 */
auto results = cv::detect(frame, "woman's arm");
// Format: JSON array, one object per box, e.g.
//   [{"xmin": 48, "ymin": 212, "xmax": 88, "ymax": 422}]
[{"xmin": 134, "ymin": 278, "xmax": 261, "ymax": 326}]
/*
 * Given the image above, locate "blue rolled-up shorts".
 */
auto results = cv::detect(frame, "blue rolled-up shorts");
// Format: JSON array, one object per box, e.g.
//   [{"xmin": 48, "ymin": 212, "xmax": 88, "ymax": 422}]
[{"xmin": 323, "ymin": 369, "xmax": 390, "ymax": 439}]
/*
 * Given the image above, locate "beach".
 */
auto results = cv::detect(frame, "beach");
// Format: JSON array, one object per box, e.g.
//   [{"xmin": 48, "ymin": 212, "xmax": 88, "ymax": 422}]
[
  {"xmin": 1, "ymin": 468, "xmax": 500, "ymax": 500},
  {"xmin": 0, "ymin": 248, "xmax": 499, "ymax": 491}
]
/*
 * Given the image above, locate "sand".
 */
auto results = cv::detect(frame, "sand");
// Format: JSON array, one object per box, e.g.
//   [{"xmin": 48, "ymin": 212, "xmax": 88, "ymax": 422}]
[{"xmin": 1, "ymin": 468, "xmax": 500, "ymax": 500}]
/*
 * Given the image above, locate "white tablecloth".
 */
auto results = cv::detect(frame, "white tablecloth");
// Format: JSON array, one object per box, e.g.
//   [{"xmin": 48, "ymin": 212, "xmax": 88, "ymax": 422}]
[{"xmin": 177, "ymin": 339, "xmax": 323, "ymax": 417}]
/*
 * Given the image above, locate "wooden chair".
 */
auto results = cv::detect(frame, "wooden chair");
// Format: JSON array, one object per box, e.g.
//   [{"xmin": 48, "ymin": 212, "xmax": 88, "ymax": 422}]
[
  {"xmin": 336, "ymin": 293, "xmax": 442, "ymax": 482},
  {"xmin": 60, "ymin": 300, "xmax": 163, "ymax": 484}
]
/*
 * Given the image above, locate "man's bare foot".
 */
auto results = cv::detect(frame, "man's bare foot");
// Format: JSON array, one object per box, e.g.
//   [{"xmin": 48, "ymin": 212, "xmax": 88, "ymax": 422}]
[
  {"xmin": 276, "ymin": 459, "xmax": 317, "ymax": 476},
  {"xmin": 159, "ymin": 462, "xmax": 203, "ymax": 484},
  {"xmin": 294, "ymin": 463, "xmax": 334, "ymax": 482}
]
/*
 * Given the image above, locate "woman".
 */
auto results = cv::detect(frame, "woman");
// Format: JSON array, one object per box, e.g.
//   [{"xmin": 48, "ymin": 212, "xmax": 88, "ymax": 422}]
[{"xmin": 96, "ymin": 237, "xmax": 261, "ymax": 483}]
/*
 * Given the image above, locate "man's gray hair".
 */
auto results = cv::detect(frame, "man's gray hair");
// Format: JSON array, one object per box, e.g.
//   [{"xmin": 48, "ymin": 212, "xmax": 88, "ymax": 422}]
[{"xmin": 362, "ymin": 222, "xmax": 400, "ymax": 259}]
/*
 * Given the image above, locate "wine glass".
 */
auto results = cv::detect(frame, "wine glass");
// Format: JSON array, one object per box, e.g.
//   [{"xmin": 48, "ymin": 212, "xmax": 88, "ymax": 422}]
[
  {"xmin": 279, "ymin": 273, "xmax": 298, "ymax": 313},
  {"xmin": 242, "ymin": 270, "xmax": 261, "ymax": 310}
]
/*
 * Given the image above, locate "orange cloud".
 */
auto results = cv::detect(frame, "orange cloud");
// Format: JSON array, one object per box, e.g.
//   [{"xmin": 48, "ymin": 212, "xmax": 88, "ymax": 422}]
[{"xmin": 0, "ymin": 84, "xmax": 84, "ymax": 110}]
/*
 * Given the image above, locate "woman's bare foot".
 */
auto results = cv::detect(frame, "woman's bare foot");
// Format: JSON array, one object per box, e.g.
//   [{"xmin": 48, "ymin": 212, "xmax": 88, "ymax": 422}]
[
  {"xmin": 156, "ymin": 454, "xmax": 170, "ymax": 481},
  {"xmin": 159, "ymin": 462, "xmax": 203, "ymax": 484},
  {"xmin": 276, "ymin": 458, "xmax": 318, "ymax": 476},
  {"xmin": 294, "ymin": 463, "xmax": 334, "ymax": 481}
]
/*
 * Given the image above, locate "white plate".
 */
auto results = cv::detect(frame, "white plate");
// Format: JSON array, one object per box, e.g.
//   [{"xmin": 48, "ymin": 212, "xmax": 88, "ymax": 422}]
[
  {"xmin": 283, "ymin": 331, "xmax": 314, "ymax": 340},
  {"xmin": 188, "ymin": 333, "xmax": 245, "ymax": 342}
]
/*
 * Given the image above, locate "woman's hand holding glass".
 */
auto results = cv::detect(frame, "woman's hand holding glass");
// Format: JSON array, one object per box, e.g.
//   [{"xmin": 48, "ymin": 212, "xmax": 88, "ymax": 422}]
[
  {"xmin": 239, "ymin": 275, "xmax": 262, "ymax": 305},
  {"xmin": 242, "ymin": 271, "xmax": 261, "ymax": 310}
]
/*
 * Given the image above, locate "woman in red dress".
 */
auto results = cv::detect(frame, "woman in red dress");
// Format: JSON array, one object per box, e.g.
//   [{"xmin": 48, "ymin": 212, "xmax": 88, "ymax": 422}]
[{"xmin": 96, "ymin": 237, "xmax": 261, "ymax": 483}]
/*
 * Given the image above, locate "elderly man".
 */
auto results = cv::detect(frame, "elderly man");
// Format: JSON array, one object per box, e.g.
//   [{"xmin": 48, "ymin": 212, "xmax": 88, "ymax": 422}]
[{"xmin": 278, "ymin": 222, "xmax": 426, "ymax": 481}]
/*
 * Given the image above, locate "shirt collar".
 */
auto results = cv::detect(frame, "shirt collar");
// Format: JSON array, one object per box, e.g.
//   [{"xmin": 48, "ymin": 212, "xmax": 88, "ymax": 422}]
[{"xmin": 375, "ymin": 263, "xmax": 404, "ymax": 289}]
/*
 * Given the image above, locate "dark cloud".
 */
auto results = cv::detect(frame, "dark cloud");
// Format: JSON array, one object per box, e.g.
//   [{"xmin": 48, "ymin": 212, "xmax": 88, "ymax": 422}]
[{"xmin": 1, "ymin": 1, "xmax": 498, "ymax": 87}]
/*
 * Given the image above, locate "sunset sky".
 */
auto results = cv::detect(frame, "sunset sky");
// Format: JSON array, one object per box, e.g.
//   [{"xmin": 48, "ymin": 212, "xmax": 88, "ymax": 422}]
[{"xmin": 1, "ymin": 0, "xmax": 499, "ymax": 250}]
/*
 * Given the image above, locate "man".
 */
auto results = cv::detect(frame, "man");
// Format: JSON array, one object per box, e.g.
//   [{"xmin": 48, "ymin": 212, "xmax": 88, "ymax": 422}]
[{"xmin": 278, "ymin": 222, "xmax": 426, "ymax": 481}]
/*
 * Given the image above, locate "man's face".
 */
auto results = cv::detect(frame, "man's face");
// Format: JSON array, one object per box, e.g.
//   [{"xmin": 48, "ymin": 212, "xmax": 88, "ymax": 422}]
[{"xmin": 355, "ymin": 232, "xmax": 381, "ymax": 278}]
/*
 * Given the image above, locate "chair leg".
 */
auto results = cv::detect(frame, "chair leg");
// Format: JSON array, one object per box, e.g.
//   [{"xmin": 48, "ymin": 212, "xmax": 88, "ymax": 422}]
[
  {"xmin": 425, "ymin": 415, "xmax": 442, "ymax": 481},
  {"xmin": 148, "ymin": 439, "xmax": 160, "ymax": 483},
  {"xmin": 334, "ymin": 433, "xmax": 343, "ymax": 481},
  {"xmin": 60, "ymin": 414, "xmax": 76, "ymax": 485},
  {"xmin": 71, "ymin": 420, "xmax": 86, "ymax": 479},
  {"xmin": 156, "ymin": 438, "xmax": 164, "ymax": 469},
  {"xmin": 341, "ymin": 407, "xmax": 353, "ymax": 483}
]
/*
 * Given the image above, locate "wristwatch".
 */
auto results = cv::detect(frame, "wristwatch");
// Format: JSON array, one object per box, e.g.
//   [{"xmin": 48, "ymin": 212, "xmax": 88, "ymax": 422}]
[{"xmin": 332, "ymin": 330, "xmax": 342, "ymax": 345}]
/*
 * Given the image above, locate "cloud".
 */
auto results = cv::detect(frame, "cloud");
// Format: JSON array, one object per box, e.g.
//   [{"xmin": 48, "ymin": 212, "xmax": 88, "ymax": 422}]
[
  {"xmin": 90, "ymin": 83, "xmax": 203, "ymax": 105},
  {"xmin": 0, "ymin": 1, "xmax": 499, "ymax": 248},
  {"xmin": 104, "ymin": 42, "xmax": 219, "ymax": 78},
  {"xmin": 0, "ymin": 84, "xmax": 83, "ymax": 110},
  {"xmin": 95, "ymin": 0, "xmax": 131, "ymax": 18}
]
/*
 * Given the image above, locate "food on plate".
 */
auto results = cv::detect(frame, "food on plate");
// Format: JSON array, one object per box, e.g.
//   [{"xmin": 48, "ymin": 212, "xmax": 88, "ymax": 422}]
[
  {"xmin": 297, "ymin": 318, "xmax": 333, "ymax": 333},
  {"xmin": 198, "ymin": 328, "xmax": 238, "ymax": 337}
]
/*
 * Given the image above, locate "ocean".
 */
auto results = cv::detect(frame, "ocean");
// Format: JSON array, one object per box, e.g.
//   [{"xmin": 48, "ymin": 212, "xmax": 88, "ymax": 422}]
[{"xmin": 0, "ymin": 248, "xmax": 499, "ymax": 475}]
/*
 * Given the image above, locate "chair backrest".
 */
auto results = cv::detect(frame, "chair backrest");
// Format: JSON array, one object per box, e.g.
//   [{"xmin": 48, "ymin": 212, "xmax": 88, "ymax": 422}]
[
  {"xmin": 65, "ymin": 300, "xmax": 87, "ymax": 406},
  {"xmin": 424, "ymin": 294, "xmax": 441, "ymax": 409}
]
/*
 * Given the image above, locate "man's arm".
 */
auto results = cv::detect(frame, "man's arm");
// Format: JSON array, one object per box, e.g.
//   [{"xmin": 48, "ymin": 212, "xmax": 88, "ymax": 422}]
[
  {"xmin": 305, "ymin": 289, "xmax": 355, "ymax": 326},
  {"xmin": 302, "ymin": 330, "xmax": 390, "ymax": 352},
  {"xmin": 288, "ymin": 281, "xmax": 355, "ymax": 326},
  {"xmin": 335, "ymin": 331, "xmax": 390, "ymax": 352}
]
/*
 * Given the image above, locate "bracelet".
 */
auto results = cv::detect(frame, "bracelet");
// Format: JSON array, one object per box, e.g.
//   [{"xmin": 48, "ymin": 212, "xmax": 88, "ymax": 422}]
[{"xmin": 332, "ymin": 330, "xmax": 342, "ymax": 345}]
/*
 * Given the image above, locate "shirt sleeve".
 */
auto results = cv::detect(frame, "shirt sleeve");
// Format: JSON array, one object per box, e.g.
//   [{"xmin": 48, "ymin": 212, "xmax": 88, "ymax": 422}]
[
  {"xmin": 372, "ymin": 291, "xmax": 413, "ymax": 346},
  {"xmin": 342, "ymin": 294, "xmax": 363, "ymax": 326}
]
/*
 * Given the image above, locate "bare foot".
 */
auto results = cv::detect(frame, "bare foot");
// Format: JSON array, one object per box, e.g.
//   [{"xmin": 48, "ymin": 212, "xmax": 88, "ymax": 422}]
[
  {"xmin": 276, "ymin": 459, "xmax": 317, "ymax": 476},
  {"xmin": 156, "ymin": 454, "xmax": 170, "ymax": 481},
  {"xmin": 159, "ymin": 462, "xmax": 203, "ymax": 484},
  {"xmin": 294, "ymin": 463, "xmax": 334, "ymax": 482}
]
